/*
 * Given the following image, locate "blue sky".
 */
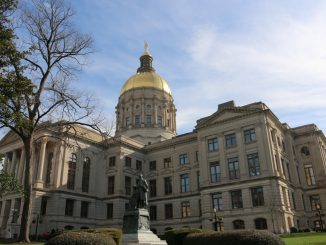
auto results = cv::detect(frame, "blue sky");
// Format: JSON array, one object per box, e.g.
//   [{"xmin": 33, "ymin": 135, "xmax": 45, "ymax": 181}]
[{"xmin": 23, "ymin": 0, "xmax": 326, "ymax": 135}]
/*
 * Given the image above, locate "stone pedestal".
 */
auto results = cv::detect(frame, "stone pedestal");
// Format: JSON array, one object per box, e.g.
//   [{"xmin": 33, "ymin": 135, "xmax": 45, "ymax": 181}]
[{"xmin": 122, "ymin": 209, "xmax": 167, "ymax": 245}]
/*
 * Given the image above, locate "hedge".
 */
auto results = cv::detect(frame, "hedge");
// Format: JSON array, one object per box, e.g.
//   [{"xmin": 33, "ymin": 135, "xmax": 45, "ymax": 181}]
[
  {"xmin": 165, "ymin": 228, "xmax": 206, "ymax": 245},
  {"xmin": 46, "ymin": 231, "xmax": 116, "ymax": 245},
  {"xmin": 83, "ymin": 228, "xmax": 122, "ymax": 245},
  {"xmin": 184, "ymin": 230, "xmax": 285, "ymax": 245}
]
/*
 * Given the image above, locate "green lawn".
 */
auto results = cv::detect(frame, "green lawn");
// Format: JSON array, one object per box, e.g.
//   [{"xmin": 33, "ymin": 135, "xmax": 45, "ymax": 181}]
[{"xmin": 280, "ymin": 232, "xmax": 326, "ymax": 245}]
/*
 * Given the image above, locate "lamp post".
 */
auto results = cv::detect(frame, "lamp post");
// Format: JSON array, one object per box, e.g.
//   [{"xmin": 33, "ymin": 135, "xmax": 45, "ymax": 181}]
[
  {"xmin": 213, "ymin": 208, "xmax": 218, "ymax": 231},
  {"xmin": 316, "ymin": 204, "xmax": 324, "ymax": 231}
]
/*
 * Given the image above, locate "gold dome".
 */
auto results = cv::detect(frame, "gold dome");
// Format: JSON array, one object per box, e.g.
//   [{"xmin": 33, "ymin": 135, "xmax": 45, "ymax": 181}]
[{"xmin": 120, "ymin": 71, "xmax": 172, "ymax": 96}]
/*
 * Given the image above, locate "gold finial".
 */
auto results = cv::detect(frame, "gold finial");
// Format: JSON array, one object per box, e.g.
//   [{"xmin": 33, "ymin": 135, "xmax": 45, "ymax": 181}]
[{"xmin": 144, "ymin": 41, "xmax": 149, "ymax": 53}]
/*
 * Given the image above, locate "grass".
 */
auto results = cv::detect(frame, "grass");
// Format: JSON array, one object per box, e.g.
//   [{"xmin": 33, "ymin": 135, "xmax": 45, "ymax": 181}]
[
  {"xmin": 0, "ymin": 239, "xmax": 44, "ymax": 244},
  {"xmin": 280, "ymin": 232, "xmax": 326, "ymax": 245}
]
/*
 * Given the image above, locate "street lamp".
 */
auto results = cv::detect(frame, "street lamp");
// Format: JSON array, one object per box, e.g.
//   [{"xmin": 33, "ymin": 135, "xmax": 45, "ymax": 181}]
[
  {"xmin": 210, "ymin": 208, "xmax": 223, "ymax": 231},
  {"xmin": 213, "ymin": 208, "xmax": 218, "ymax": 231},
  {"xmin": 315, "ymin": 204, "xmax": 324, "ymax": 231}
]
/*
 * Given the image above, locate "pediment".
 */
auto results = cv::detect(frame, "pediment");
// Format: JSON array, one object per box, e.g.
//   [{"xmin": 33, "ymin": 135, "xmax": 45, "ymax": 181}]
[
  {"xmin": 0, "ymin": 131, "xmax": 21, "ymax": 147},
  {"xmin": 196, "ymin": 108, "xmax": 257, "ymax": 129}
]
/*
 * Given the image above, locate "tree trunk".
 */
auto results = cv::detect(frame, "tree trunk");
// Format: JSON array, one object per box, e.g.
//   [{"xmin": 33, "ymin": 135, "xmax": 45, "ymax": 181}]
[{"xmin": 19, "ymin": 137, "xmax": 34, "ymax": 242}]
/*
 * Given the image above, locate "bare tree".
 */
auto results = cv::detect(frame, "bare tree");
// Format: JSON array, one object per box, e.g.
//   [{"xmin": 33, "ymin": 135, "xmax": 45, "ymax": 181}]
[{"xmin": 0, "ymin": 0, "xmax": 105, "ymax": 241}]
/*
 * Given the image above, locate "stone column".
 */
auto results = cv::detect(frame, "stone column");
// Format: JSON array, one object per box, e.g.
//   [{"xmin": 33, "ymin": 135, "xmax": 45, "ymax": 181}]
[
  {"xmin": 17, "ymin": 149, "xmax": 25, "ymax": 184},
  {"xmin": 35, "ymin": 138, "xmax": 48, "ymax": 188},
  {"xmin": 3, "ymin": 153, "xmax": 9, "ymax": 172},
  {"xmin": 141, "ymin": 99, "xmax": 145, "ymax": 127},
  {"xmin": 154, "ymin": 103, "xmax": 158, "ymax": 126},
  {"xmin": 10, "ymin": 151, "xmax": 17, "ymax": 175}
]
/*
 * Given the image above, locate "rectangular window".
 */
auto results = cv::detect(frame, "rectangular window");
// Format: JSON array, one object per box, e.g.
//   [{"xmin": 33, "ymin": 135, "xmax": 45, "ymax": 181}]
[
  {"xmin": 67, "ymin": 154, "xmax": 77, "ymax": 190},
  {"xmin": 80, "ymin": 201, "xmax": 89, "ymax": 218},
  {"xmin": 125, "ymin": 117, "xmax": 130, "ymax": 127},
  {"xmin": 157, "ymin": 116, "xmax": 162, "ymax": 127},
  {"xmin": 108, "ymin": 176, "xmax": 115, "ymax": 195},
  {"xmin": 210, "ymin": 162, "xmax": 221, "ymax": 183},
  {"xmin": 164, "ymin": 157, "xmax": 171, "ymax": 168},
  {"xmin": 109, "ymin": 156, "xmax": 116, "ymax": 167},
  {"xmin": 107, "ymin": 203, "xmax": 113, "ymax": 219},
  {"xmin": 292, "ymin": 192, "xmax": 296, "ymax": 210},
  {"xmin": 164, "ymin": 176, "xmax": 172, "ymax": 195},
  {"xmin": 11, "ymin": 198, "xmax": 21, "ymax": 223},
  {"xmin": 146, "ymin": 115, "xmax": 152, "ymax": 126},
  {"xmin": 149, "ymin": 179, "xmax": 157, "ymax": 197},
  {"xmin": 251, "ymin": 187, "xmax": 265, "ymax": 207},
  {"xmin": 207, "ymin": 138, "xmax": 218, "ymax": 151},
  {"xmin": 196, "ymin": 171, "xmax": 201, "ymax": 190},
  {"xmin": 247, "ymin": 153, "xmax": 261, "ymax": 176},
  {"xmin": 228, "ymin": 157, "xmax": 240, "ymax": 180},
  {"xmin": 125, "ymin": 157, "xmax": 132, "ymax": 167},
  {"xmin": 195, "ymin": 151, "xmax": 199, "ymax": 162},
  {"xmin": 180, "ymin": 174, "xmax": 190, "ymax": 193},
  {"xmin": 65, "ymin": 199, "xmax": 74, "ymax": 216},
  {"xmin": 286, "ymin": 163, "xmax": 291, "ymax": 182},
  {"xmin": 135, "ymin": 115, "xmax": 140, "ymax": 127},
  {"xmin": 212, "ymin": 193, "xmax": 223, "ymax": 211},
  {"xmin": 136, "ymin": 160, "xmax": 142, "ymax": 171},
  {"xmin": 165, "ymin": 204, "xmax": 173, "ymax": 219},
  {"xmin": 150, "ymin": 205, "xmax": 157, "ymax": 220},
  {"xmin": 225, "ymin": 133, "xmax": 237, "ymax": 148},
  {"xmin": 149, "ymin": 161, "xmax": 156, "ymax": 171},
  {"xmin": 231, "ymin": 190, "xmax": 243, "ymax": 209},
  {"xmin": 125, "ymin": 176, "xmax": 131, "ymax": 195},
  {"xmin": 310, "ymin": 195, "xmax": 321, "ymax": 211},
  {"xmin": 282, "ymin": 140, "xmax": 286, "ymax": 152},
  {"xmin": 244, "ymin": 128, "xmax": 256, "ymax": 143},
  {"xmin": 181, "ymin": 201, "xmax": 191, "ymax": 218},
  {"xmin": 304, "ymin": 165, "xmax": 316, "ymax": 186},
  {"xmin": 40, "ymin": 197, "xmax": 48, "ymax": 216},
  {"xmin": 179, "ymin": 154, "xmax": 189, "ymax": 165}
]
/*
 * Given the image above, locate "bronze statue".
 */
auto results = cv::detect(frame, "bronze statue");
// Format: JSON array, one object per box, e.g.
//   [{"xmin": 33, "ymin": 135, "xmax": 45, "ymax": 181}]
[{"xmin": 128, "ymin": 174, "xmax": 149, "ymax": 210}]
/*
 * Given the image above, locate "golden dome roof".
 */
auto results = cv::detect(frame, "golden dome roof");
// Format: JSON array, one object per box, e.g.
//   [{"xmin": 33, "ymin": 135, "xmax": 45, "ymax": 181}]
[
  {"xmin": 120, "ymin": 42, "xmax": 172, "ymax": 96},
  {"xmin": 120, "ymin": 71, "xmax": 172, "ymax": 95}
]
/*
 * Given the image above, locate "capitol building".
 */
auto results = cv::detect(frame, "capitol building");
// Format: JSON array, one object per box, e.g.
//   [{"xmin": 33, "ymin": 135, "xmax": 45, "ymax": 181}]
[{"xmin": 0, "ymin": 46, "xmax": 325, "ymax": 237}]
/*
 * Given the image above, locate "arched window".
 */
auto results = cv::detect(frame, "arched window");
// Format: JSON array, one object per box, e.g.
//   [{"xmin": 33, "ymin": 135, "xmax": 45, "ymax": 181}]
[
  {"xmin": 82, "ymin": 157, "xmax": 91, "ymax": 193},
  {"xmin": 255, "ymin": 218, "xmax": 267, "ymax": 230},
  {"xmin": 45, "ymin": 153, "xmax": 53, "ymax": 184},
  {"xmin": 233, "ymin": 219, "xmax": 245, "ymax": 229},
  {"xmin": 301, "ymin": 146, "xmax": 310, "ymax": 156},
  {"xmin": 67, "ymin": 153, "xmax": 77, "ymax": 190}
]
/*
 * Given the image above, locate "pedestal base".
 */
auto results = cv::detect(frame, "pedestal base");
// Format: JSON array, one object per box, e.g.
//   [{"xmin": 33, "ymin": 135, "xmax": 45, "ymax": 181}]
[{"xmin": 122, "ymin": 230, "xmax": 167, "ymax": 245}]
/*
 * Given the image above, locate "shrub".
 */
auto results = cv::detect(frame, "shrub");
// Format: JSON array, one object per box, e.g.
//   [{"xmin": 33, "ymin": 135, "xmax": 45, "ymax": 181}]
[
  {"xmin": 290, "ymin": 227, "xmax": 298, "ymax": 233},
  {"xmin": 165, "ymin": 228, "xmax": 205, "ymax": 245},
  {"xmin": 47, "ymin": 231, "xmax": 116, "ymax": 245},
  {"xmin": 184, "ymin": 230, "xmax": 285, "ymax": 245},
  {"xmin": 83, "ymin": 228, "xmax": 122, "ymax": 245},
  {"xmin": 303, "ymin": 228, "xmax": 311, "ymax": 232}
]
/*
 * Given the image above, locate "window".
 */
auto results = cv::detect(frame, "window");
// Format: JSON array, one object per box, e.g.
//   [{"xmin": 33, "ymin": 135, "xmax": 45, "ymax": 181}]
[
  {"xmin": 165, "ymin": 204, "xmax": 173, "ymax": 219},
  {"xmin": 244, "ymin": 128, "xmax": 256, "ymax": 143},
  {"xmin": 255, "ymin": 218, "xmax": 267, "ymax": 230},
  {"xmin": 231, "ymin": 190, "xmax": 243, "ymax": 209},
  {"xmin": 282, "ymin": 140, "xmax": 286, "ymax": 152},
  {"xmin": 225, "ymin": 133, "xmax": 236, "ymax": 148},
  {"xmin": 157, "ymin": 116, "xmax": 162, "ymax": 127},
  {"xmin": 80, "ymin": 201, "xmax": 89, "ymax": 218},
  {"xmin": 301, "ymin": 146, "xmax": 310, "ymax": 156},
  {"xmin": 212, "ymin": 193, "xmax": 223, "ymax": 211},
  {"xmin": 149, "ymin": 161, "xmax": 156, "ymax": 171},
  {"xmin": 11, "ymin": 198, "xmax": 21, "ymax": 223},
  {"xmin": 109, "ymin": 156, "xmax": 116, "ymax": 167},
  {"xmin": 304, "ymin": 164, "xmax": 316, "ymax": 186},
  {"xmin": 233, "ymin": 220, "xmax": 245, "ymax": 229},
  {"xmin": 291, "ymin": 192, "xmax": 296, "ymax": 210},
  {"xmin": 150, "ymin": 206, "xmax": 157, "ymax": 220},
  {"xmin": 107, "ymin": 203, "xmax": 113, "ymax": 219},
  {"xmin": 82, "ymin": 157, "xmax": 91, "ymax": 193},
  {"xmin": 149, "ymin": 179, "xmax": 157, "ymax": 197},
  {"xmin": 310, "ymin": 195, "xmax": 321, "ymax": 211},
  {"xmin": 45, "ymin": 153, "xmax": 53, "ymax": 184},
  {"xmin": 228, "ymin": 157, "xmax": 240, "ymax": 180},
  {"xmin": 207, "ymin": 138, "xmax": 218, "ymax": 151},
  {"xmin": 195, "ymin": 151, "xmax": 199, "ymax": 162},
  {"xmin": 247, "ymin": 153, "xmax": 260, "ymax": 176},
  {"xmin": 125, "ymin": 117, "xmax": 130, "ymax": 127},
  {"xmin": 125, "ymin": 176, "xmax": 131, "ymax": 195},
  {"xmin": 125, "ymin": 157, "xmax": 131, "ymax": 167},
  {"xmin": 40, "ymin": 197, "xmax": 48, "ymax": 216},
  {"xmin": 67, "ymin": 153, "xmax": 77, "ymax": 190},
  {"xmin": 108, "ymin": 176, "xmax": 115, "ymax": 195},
  {"xmin": 135, "ymin": 115, "xmax": 140, "ymax": 127},
  {"xmin": 286, "ymin": 163, "xmax": 291, "ymax": 182},
  {"xmin": 136, "ymin": 160, "xmax": 142, "ymax": 171},
  {"xmin": 251, "ymin": 187, "xmax": 264, "ymax": 207},
  {"xmin": 164, "ymin": 177, "xmax": 172, "ymax": 195},
  {"xmin": 65, "ymin": 199, "xmax": 74, "ymax": 216},
  {"xmin": 210, "ymin": 162, "xmax": 221, "ymax": 183},
  {"xmin": 179, "ymin": 154, "xmax": 189, "ymax": 165},
  {"xmin": 164, "ymin": 157, "xmax": 171, "ymax": 168},
  {"xmin": 180, "ymin": 174, "xmax": 190, "ymax": 193},
  {"xmin": 146, "ymin": 115, "xmax": 152, "ymax": 126},
  {"xmin": 181, "ymin": 201, "xmax": 191, "ymax": 218},
  {"xmin": 196, "ymin": 171, "xmax": 201, "ymax": 190}
]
